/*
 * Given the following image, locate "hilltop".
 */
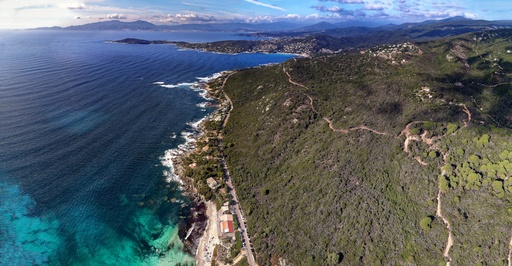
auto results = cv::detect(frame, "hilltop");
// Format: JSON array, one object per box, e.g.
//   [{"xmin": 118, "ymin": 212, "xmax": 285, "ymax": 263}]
[{"xmin": 197, "ymin": 29, "xmax": 512, "ymax": 265}]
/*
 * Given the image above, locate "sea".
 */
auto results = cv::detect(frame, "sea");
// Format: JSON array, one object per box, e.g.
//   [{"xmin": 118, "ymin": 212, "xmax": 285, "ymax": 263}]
[{"xmin": 0, "ymin": 30, "xmax": 293, "ymax": 265}]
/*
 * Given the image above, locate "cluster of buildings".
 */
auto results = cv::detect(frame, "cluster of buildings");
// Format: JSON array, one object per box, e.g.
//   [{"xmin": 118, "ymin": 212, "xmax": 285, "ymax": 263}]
[{"xmin": 363, "ymin": 42, "xmax": 422, "ymax": 65}]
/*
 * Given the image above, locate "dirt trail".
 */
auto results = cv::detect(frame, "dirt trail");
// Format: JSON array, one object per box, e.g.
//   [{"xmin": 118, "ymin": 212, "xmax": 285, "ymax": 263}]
[
  {"xmin": 323, "ymin": 118, "xmax": 392, "ymax": 135},
  {"xmin": 437, "ymin": 190, "xmax": 454, "ymax": 265},
  {"xmin": 351, "ymin": 125, "xmax": 391, "ymax": 136},
  {"xmin": 284, "ymin": 67, "xmax": 308, "ymax": 89},
  {"xmin": 460, "ymin": 104, "xmax": 472, "ymax": 127},
  {"xmin": 306, "ymin": 95, "xmax": 318, "ymax": 114},
  {"xmin": 400, "ymin": 121, "xmax": 427, "ymax": 153},
  {"xmin": 414, "ymin": 157, "xmax": 429, "ymax": 166},
  {"xmin": 284, "ymin": 68, "xmax": 391, "ymax": 137},
  {"xmin": 323, "ymin": 118, "xmax": 349, "ymax": 133}
]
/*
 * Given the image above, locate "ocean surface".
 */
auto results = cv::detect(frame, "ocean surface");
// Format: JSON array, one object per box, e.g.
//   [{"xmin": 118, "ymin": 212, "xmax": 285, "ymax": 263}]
[{"xmin": 0, "ymin": 30, "xmax": 293, "ymax": 265}]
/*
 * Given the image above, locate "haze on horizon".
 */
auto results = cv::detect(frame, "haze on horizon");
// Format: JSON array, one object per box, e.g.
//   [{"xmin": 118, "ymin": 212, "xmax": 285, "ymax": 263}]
[{"xmin": 0, "ymin": 0, "xmax": 511, "ymax": 29}]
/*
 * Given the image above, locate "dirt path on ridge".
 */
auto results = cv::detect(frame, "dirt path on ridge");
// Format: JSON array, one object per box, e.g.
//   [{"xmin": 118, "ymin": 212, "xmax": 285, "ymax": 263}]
[{"xmin": 284, "ymin": 68, "xmax": 391, "ymax": 136}]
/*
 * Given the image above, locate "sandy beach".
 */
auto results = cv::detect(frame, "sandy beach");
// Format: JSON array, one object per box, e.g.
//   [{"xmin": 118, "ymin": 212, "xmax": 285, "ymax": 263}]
[{"xmin": 196, "ymin": 201, "xmax": 220, "ymax": 266}]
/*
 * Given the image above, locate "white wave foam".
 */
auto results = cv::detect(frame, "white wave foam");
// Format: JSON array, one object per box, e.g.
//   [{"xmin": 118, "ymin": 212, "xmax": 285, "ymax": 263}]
[
  {"xmin": 196, "ymin": 72, "xmax": 224, "ymax": 83},
  {"xmin": 158, "ymin": 71, "xmax": 229, "ymax": 186},
  {"xmin": 159, "ymin": 82, "xmax": 197, "ymax": 89},
  {"xmin": 160, "ymin": 149, "xmax": 184, "ymax": 185},
  {"xmin": 160, "ymin": 117, "xmax": 209, "ymax": 186},
  {"xmin": 187, "ymin": 116, "xmax": 209, "ymax": 131},
  {"xmin": 152, "ymin": 81, "xmax": 165, "ymax": 85}
]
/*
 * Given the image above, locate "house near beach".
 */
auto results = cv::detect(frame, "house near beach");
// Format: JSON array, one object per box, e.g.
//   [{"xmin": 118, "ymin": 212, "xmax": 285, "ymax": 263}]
[{"xmin": 219, "ymin": 214, "xmax": 235, "ymax": 238}]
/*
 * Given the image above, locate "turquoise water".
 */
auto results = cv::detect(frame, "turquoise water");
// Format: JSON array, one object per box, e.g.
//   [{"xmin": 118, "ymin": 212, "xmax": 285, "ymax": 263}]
[{"xmin": 0, "ymin": 30, "xmax": 294, "ymax": 265}]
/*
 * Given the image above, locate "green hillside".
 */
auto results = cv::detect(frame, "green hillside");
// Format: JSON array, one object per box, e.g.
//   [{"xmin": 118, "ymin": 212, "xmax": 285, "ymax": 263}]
[{"xmin": 217, "ymin": 29, "xmax": 512, "ymax": 265}]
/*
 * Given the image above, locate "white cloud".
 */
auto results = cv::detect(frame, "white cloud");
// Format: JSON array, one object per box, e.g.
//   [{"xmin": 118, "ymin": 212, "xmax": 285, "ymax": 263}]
[
  {"xmin": 245, "ymin": 15, "xmax": 274, "ymax": 23},
  {"xmin": 175, "ymin": 13, "xmax": 216, "ymax": 22},
  {"xmin": 464, "ymin": 12, "xmax": 479, "ymax": 19},
  {"xmin": 282, "ymin": 14, "xmax": 301, "ymax": 19},
  {"xmin": 245, "ymin": 0, "xmax": 286, "ymax": 11},
  {"xmin": 106, "ymin": 13, "xmax": 126, "ymax": 19},
  {"xmin": 328, "ymin": 6, "xmax": 342, "ymax": 12},
  {"xmin": 67, "ymin": 3, "xmax": 89, "ymax": 10},
  {"xmin": 364, "ymin": 4, "xmax": 384, "ymax": 11},
  {"xmin": 306, "ymin": 13, "xmax": 320, "ymax": 19}
]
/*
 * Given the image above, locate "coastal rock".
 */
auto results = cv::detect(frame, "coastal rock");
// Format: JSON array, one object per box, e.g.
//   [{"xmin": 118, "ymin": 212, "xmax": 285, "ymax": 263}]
[{"xmin": 179, "ymin": 200, "xmax": 208, "ymax": 254}]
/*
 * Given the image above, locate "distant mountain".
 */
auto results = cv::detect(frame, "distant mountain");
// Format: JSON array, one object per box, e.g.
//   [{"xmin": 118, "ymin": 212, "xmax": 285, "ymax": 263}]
[
  {"xmin": 295, "ymin": 22, "xmax": 339, "ymax": 32},
  {"xmin": 437, "ymin": 16, "xmax": 473, "ymax": 22},
  {"xmin": 31, "ymin": 20, "xmax": 304, "ymax": 32},
  {"xmin": 333, "ymin": 20, "xmax": 386, "ymax": 28},
  {"xmin": 248, "ymin": 17, "xmax": 512, "ymax": 39},
  {"xmin": 66, "ymin": 20, "xmax": 159, "ymax": 31}
]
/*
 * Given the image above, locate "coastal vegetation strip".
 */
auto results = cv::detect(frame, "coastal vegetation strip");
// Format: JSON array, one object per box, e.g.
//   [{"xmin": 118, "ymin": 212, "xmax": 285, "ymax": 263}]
[{"xmin": 171, "ymin": 71, "xmax": 260, "ymax": 265}]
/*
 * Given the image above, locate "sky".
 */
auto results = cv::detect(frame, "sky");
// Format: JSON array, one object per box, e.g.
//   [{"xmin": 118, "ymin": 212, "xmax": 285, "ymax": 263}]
[{"xmin": 0, "ymin": 0, "xmax": 511, "ymax": 29}]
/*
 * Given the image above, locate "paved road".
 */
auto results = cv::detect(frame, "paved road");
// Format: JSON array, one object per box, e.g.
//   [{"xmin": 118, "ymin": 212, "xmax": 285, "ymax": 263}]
[{"xmin": 217, "ymin": 74, "xmax": 258, "ymax": 266}]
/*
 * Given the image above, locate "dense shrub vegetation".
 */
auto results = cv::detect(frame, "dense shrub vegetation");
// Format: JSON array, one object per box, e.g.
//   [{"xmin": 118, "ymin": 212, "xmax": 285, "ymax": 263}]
[{"xmin": 209, "ymin": 29, "xmax": 512, "ymax": 265}]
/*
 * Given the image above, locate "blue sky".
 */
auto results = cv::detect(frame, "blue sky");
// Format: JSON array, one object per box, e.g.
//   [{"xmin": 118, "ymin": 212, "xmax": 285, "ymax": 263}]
[{"xmin": 0, "ymin": 0, "xmax": 511, "ymax": 29}]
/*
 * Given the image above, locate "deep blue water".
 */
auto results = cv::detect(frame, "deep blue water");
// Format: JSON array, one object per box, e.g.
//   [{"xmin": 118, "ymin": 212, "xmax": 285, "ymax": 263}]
[{"xmin": 0, "ymin": 30, "xmax": 293, "ymax": 265}]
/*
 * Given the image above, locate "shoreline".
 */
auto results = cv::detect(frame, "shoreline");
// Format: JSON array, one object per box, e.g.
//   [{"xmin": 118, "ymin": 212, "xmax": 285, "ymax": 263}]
[{"xmin": 163, "ymin": 71, "xmax": 234, "ymax": 263}]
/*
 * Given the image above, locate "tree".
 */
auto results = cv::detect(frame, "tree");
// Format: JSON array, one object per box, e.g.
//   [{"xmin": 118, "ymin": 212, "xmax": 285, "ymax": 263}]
[
  {"xmin": 420, "ymin": 216, "xmax": 434, "ymax": 231},
  {"xmin": 468, "ymin": 154, "xmax": 480, "ymax": 166},
  {"xmin": 467, "ymin": 172, "xmax": 482, "ymax": 189},
  {"xmin": 442, "ymin": 164, "xmax": 453, "ymax": 176},
  {"xmin": 410, "ymin": 128, "xmax": 421, "ymax": 135},
  {"xmin": 327, "ymin": 252, "xmax": 343, "ymax": 265},
  {"xmin": 492, "ymin": 180, "xmax": 505, "ymax": 198},
  {"xmin": 500, "ymin": 150, "xmax": 509, "ymax": 160},
  {"xmin": 439, "ymin": 175, "xmax": 450, "ymax": 193},
  {"xmin": 446, "ymin": 123, "xmax": 458, "ymax": 135}
]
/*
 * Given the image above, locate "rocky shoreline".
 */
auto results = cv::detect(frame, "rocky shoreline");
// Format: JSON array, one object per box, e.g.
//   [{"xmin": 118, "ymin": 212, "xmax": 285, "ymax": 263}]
[{"xmin": 164, "ymin": 72, "xmax": 232, "ymax": 260}]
